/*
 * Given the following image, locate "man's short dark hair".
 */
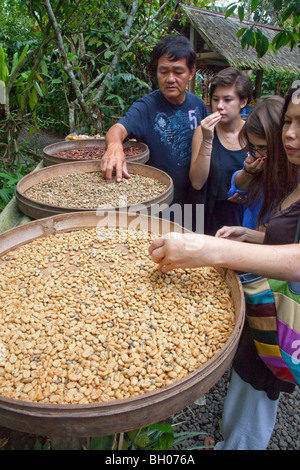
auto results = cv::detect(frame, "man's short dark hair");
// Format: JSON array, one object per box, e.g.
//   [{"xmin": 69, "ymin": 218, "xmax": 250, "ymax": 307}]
[{"xmin": 151, "ymin": 34, "xmax": 196, "ymax": 73}]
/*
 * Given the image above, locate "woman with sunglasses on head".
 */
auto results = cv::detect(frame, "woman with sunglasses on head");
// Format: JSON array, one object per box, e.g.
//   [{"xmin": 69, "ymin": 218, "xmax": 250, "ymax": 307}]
[
  {"xmin": 189, "ymin": 67, "xmax": 253, "ymax": 235},
  {"xmin": 149, "ymin": 91, "xmax": 300, "ymax": 450}
]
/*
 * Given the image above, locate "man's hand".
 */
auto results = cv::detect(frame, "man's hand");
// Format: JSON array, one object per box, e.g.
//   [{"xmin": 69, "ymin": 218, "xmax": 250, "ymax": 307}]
[
  {"xmin": 100, "ymin": 123, "xmax": 131, "ymax": 182},
  {"xmin": 100, "ymin": 143, "xmax": 130, "ymax": 182}
]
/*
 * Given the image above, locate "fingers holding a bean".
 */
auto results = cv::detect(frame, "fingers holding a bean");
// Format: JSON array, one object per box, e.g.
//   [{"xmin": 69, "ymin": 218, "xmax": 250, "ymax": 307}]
[
  {"xmin": 200, "ymin": 112, "xmax": 222, "ymax": 142},
  {"xmin": 244, "ymin": 154, "xmax": 266, "ymax": 175},
  {"xmin": 149, "ymin": 232, "xmax": 207, "ymax": 273}
]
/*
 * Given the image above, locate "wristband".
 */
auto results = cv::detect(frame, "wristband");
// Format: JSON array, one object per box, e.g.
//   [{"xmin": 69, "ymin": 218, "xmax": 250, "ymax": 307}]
[{"xmin": 243, "ymin": 167, "xmax": 255, "ymax": 176}]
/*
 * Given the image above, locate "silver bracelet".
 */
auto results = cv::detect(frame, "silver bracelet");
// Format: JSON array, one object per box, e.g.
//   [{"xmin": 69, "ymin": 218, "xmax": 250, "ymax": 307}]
[
  {"xmin": 202, "ymin": 139, "xmax": 213, "ymax": 145},
  {"xmin": 199, "ymin": 152, "xmax": 212, "ymax": 157}
]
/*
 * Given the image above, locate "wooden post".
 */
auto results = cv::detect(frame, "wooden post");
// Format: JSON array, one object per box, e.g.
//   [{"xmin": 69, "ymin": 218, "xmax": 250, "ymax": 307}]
[
  {"xmin": 254, "ymin": 69, "xmax": 263, "ymax": 100},
  {"xmin": 189, "ymin": 25, "xmax": 196, "ymax": 94}
]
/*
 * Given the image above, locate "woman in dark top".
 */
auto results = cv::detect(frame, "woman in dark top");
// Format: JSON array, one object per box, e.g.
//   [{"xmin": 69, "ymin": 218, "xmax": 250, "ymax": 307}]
[
  {"xmin": 233, "ymin": 197, "xmax": 300, "ymax": 401},
  {"xmin": 190, "ymin": 67, "xmax": 253, "ymax": 235},
  {"xmin": 149, "ymin": 92, "xmax": 300, "ymax": 449},
  {"xmin": 220, "ymin": 95, "xmax": 299, "ymax": 406}
]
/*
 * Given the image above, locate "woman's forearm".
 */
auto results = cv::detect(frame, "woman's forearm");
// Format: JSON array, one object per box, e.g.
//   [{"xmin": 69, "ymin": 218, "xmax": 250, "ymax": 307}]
[
  {"xmin": 189, "ymin": 128, "xmax": 212, "ymax": 190},
  {"xmin": 240, "ymin": 227, "xmax": 265, "ymax": 244},
  {"xmin": 189, "ymin": 147, "xmax": 212, "ymax": 189},
  {"xmin": 235, "ymin": 155, "xmax": 266, "ymax": 190},
  {"xmin": 149, "ymin": 233, "xmax": 300, "ymax": 282},
  {"xmin": 212, "ymin": 238, "xmax": 300, "ymax": 280},
  {"xmin": 234, "ymin": 168, "xmax": 254, "ymax": 191},
  {"xmin": 215, "ymin": 226, "xmax": 265, "ymax": 244},
  {"xmin": 189, "ymin": 113, "xmax": 223, "ymax": 190}
]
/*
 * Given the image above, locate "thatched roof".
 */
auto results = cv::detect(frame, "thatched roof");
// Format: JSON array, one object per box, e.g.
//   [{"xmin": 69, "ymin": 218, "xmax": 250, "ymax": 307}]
[{"xmin": 181, "ymin": 5, "xmax": 300, "ymax": 75}]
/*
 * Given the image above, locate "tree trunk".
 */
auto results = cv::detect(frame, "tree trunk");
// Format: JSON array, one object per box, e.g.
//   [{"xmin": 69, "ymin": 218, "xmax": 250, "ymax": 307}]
[
  {"xmin": 3, "ymin": 86, "xmax": 9, "ymax": 120},
  {"xmin": 69, "ymin": 101, "xmax": 76, "ymax": 133},
  {"xmin": 43, "ymin": 0, "xmax": 90, "ymax": 116}
]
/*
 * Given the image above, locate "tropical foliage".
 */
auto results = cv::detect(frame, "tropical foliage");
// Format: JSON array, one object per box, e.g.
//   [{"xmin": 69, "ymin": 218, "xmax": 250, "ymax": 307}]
[
  {"xmin": 0, "ymin": 0, "xmax": 210, "ymax": 143},
  {"xmin": 1, "ymin": 0, "xmax": 298, "ymax": 149},
  {"xmin": 0, "ymin": 0, "xmax": 299, "ymax": 211},
  {"xmin": 226, "ymin": 0, "xmax": 300, "ymax": 58}
]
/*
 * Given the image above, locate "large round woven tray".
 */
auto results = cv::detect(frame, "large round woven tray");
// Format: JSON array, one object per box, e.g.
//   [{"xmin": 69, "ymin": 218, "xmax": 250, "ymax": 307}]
[
  {"xmin": 15, "ymin": 161, "xmax": 173, "ymax": 220},
  {"xmin": 0, "ymin": 211, "xmax": 245, "ymax": 437},
  {"xmin": 43, "ymin": 139, "xmax": 149, "ymax": 166}
]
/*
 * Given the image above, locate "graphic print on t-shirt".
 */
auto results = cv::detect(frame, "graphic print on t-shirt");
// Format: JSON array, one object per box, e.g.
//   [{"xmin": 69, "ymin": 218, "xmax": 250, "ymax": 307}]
[{"xmin": 154, "ymin": 107, "xmax": 201, "ymax": 166}]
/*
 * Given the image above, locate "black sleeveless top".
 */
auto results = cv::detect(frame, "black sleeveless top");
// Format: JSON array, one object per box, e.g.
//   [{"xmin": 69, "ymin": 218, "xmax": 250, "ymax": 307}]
[{"xmin": 199, "ymin": 131, "xmax": 247, "ymax": 235}]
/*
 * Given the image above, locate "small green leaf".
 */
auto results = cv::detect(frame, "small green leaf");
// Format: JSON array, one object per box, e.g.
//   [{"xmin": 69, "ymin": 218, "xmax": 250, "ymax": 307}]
[
  {"xmin": 225, "ymin": 5, "xmax": 237, "ymax": 19},
  {"xmin": 0, "ymin": 47, "xmax": 9, "ymax": 83},
  {"xmin": 34, "ymin": 81, "xmax": 43, "ymax": 97},
  {"xmin": 148, "ymin": 423, "xmax": 174, "ymax": 434},
  {"xmin": 67, "ymin": 53, "xmax": 78, "ymax": 63},
  {"xmin": 251, "ymin": 0, "xmax": 259, "ymax": 12},
  {"xmin": 238, "ymin": 5, "xmax": 244, "ymax": 22},
  {"xmin": 10, "ymin": 52, "xmax": 19, "ymax": 76},
  {"xmin": 40, "ymin": 59, "xmax": 48, "ymax": 75},
  {"xmin": 241, "ymin": 29, "xmax": 256, "ymax": 49},
  {"xmin": 273, "ymin": 31, "xmax": 290, "ymax": 50},
  {"xmin": 288, "ymin": 32, "xmax": 298, "ymax": 50},
  {"xmin": 236, "ymin": 27, "xmax": 246, "ymax": 38},
  {"xmin": 28, "ymin": 87, "xmax": 37, "ymax": 110},
  {"xmin": 104, "ymin": 50, "xmax": 114, "ymax": 59},
  {"xmin": 17, "ymin": 44, "xmax": 29, "ymax": 66},
  {"xmin": 256, "ymin": 33, "xmax": 270, "ymax": 58}
]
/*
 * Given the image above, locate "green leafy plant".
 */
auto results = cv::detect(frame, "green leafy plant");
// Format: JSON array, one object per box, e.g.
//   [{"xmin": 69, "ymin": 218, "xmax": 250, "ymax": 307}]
[
  {"xmin": 0, "ymin": 152, "xmax": 35, "ymax": 211},
  {"xmin": 226, "ymin": 0, "xmax": 300, "ymax": 58},
  {"xmin": 86, "ymin": 412, "xmax": 208, "ymax": 451},
  {"xmin": 0, "ymin": 168, "xmax": 25, "ymax": 210}
]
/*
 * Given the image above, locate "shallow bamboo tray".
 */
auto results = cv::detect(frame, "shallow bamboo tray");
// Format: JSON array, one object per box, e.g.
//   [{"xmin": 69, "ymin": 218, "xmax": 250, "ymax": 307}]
[
  {"xmin": 0, "ymin": 211, "xmax": 245, "ymax": 437},
  {"xmin": 15, "ymin": 161, "xmax": 173, "ymax": 220},
  {"xmin": 43, "ymin": 139, "xmax": 149, "ymax": 166}
]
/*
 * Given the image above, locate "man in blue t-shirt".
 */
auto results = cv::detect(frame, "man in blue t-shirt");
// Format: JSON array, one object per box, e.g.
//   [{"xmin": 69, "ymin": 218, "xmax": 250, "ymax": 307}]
[{"xmin": 100, "ymin": 35, "xmax": 207, "ymax": 212}]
